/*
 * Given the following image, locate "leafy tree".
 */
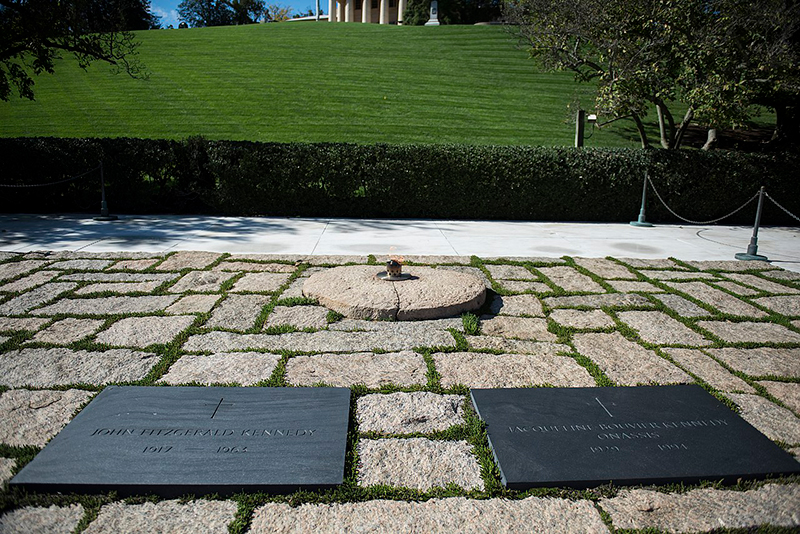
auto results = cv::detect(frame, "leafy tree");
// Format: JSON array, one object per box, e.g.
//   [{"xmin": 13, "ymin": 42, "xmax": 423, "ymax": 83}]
[
  {"xmin": 178, "ymin": 0, "xmax": 234, "ymax": 26},
  {"xmin": 404, "ymin": 0, "xmax": 501, "ymax": 25},
  {"xmin": 265, "ymin": 3, "xmax": 292, "ymax": 21},
  {"xmin": 505, "ymin": 0, "xmax": 800, "ymax": 149},
  {"xmin": 229, "ymin": 0, "xmax": 266, "ymax": 24},
  {"xmin": 0, "ymin": 0, "xmax": 148, "ymax": 101}
]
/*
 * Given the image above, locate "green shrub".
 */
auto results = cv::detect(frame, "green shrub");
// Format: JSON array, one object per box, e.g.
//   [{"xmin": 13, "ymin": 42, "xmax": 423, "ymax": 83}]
[{"xmin": 0, "ymin": 137, "xmax": 796, "ymax": 225}]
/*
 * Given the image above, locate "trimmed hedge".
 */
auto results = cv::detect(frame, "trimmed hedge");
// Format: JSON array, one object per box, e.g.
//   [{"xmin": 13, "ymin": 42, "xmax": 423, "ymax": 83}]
[{"xmin": 0, "ymin": 137, "xmax": 797, "ymax": 225}]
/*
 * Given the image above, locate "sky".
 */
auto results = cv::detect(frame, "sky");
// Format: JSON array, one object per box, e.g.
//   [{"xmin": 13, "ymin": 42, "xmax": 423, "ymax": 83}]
[{"xmin": 151, "ymin": 0, "xmax": 324, "ymax": 28}]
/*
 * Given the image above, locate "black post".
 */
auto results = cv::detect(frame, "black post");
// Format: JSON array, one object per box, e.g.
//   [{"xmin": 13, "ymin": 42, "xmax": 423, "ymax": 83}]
[
  {"xmin": 735, "ymin": 186, "xmax": 767, "ymax": 261},
  {"xmin": 94, "ymin": 161, "xmax": 118, "ymax": 221}
]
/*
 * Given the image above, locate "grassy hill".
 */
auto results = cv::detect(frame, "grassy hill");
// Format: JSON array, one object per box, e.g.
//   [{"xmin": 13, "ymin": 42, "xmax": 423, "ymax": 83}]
[{"xmin": 0, "ymin": 23, "xmax": 649, "ymax": 146}]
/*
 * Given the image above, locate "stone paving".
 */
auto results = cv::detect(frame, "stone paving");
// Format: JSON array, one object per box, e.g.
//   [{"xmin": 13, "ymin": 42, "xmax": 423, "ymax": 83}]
[{"xmin": 0, "ymin": 251, "xmax": 798, "ymax": 533}]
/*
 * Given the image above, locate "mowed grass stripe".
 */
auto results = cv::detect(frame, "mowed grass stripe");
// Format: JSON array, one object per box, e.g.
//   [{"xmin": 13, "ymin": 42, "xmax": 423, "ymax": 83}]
[{"xmin": 1, "ymin": 23, "xmax": 648, "ymax": 146}]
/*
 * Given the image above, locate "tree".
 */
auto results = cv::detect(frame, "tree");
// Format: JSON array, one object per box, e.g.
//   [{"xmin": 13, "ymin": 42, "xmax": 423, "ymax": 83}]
[
  {"xmin": 265, "ymin": 3, "xmax": 292, "ymax": 21},
  {"xmin": 178, "ymin": 0, "xmax": 234, "ymax": 27},
  {"xmin": 505, "ymin": 0, "xmax": 800, "ymax": 149},
  {"xmin": 404, "ymin": 0, "xmax": 501, "ymax": 25},
  {"xmin": 229, "ymin": 0, "xmax": 266, "ymax": 24},
  {"xmin": 0, "ymin": 0, "xmax": 148, "ymax": 101}
]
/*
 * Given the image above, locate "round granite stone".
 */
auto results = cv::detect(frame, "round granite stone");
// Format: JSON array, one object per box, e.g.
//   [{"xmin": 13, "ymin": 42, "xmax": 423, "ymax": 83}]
[{"xmin": 303, "ymin": 265, "xmax": 485, "ymax": 320}]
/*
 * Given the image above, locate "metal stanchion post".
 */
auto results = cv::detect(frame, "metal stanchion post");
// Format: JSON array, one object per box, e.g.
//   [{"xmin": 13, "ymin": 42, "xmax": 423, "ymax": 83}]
[
  {"xmin": 630, "ymin": 171, "xmax": 653, "ymax": 227},
  {"xmin": 94, "ymin": 161, "xmax": 118, "ymax": 221},
  {"xmin": 735, "ymin": 186, "xmax": 767, "ymax": 261}
]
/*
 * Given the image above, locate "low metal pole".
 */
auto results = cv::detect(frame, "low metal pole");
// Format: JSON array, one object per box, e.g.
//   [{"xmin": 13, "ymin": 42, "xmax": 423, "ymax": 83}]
[
  {"xmin": 735, "ymin": 186, "xmax": 767, "ymax": 261},
  {"xmin": 94, "ymin": 162, "xmax": 118, "ymax": 221},
  {"xmin": 574, "ymin": 109, "xmax": 585, "ymax": 148},
  {"xmin": 630, "ymin": 171, "xmax": 653, "ymax": 227}
]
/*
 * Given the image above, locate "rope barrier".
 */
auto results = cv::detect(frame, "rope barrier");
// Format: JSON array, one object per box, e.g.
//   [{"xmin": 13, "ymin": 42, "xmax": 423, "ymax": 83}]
[
  {"xmin": 646, "ymin": 175, "xmax": 760, "ymax": 225},
  {"xmin": 0, "ymin": 165, "xmax": 101, "ymax": 188},
  {"xmin": 765, "ymin": 192, "xmax": 800, "ymax": 223}
]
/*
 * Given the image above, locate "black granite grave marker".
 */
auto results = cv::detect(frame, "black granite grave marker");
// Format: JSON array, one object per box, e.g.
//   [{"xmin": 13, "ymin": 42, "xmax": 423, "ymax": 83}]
[
  {"xmin": 471, "ymin": 385, "xmax": 800, "ymax": 489},
  {"xmin": 11, "ymin": 386, "xmax": 351, "ymax": 497}
]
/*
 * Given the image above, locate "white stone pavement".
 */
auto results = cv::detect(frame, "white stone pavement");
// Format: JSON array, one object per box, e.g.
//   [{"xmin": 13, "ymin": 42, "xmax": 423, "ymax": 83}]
[{"xmin": 1, "ymin": 214, "xmax": 799, "ymax": 272}]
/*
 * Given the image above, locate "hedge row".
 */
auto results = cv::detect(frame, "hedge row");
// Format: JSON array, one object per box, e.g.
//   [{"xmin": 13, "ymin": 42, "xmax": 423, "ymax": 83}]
[{"xmin": 0, "ymin": 137, "xmax": 797, "ymax": 224}]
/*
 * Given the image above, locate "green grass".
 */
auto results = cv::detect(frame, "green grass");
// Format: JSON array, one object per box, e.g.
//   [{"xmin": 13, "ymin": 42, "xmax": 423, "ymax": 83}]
[{"xmin": 0, "ymin": 23, "xmax": 655, "ymax": 146}]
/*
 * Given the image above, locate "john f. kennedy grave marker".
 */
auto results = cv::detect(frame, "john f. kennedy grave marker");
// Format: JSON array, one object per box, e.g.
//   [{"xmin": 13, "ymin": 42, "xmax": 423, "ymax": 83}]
[
  {"xmin": 471, "ymin": 385, "xmax": 800, "ymax": 489},
  {"xmin": 11, "ymin": 386, "xmax": 351, "ymax": 497}
]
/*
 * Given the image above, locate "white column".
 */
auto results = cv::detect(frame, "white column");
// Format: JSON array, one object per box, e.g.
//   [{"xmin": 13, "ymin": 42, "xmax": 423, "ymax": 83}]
[
  {"xmin": 345, "ymin": 0, "xmax": 354, "ymax": 21},
  {"xmin": 328, "ymin": 0, "xmax": 336, "ymax": 21},
  {"xmin": 397, "ymin": 0, "xmax": 406, "ymax": 23},
  {"xmin": 362, "ymin": 0, "xmax": 371, "ymax": 22},
  {"xmin": 337, "ymin": 0, "xmax": 343, "ymax": 22},
  {"xmin": 379, "ymin": 0, "xmax": 388, "ymax": 24}
]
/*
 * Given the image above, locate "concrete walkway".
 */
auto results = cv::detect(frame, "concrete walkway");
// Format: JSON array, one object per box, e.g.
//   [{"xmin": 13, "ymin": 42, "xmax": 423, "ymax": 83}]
[{"xmin": 1, "ymin": 214, "xmax": 799, "ymax": 271}]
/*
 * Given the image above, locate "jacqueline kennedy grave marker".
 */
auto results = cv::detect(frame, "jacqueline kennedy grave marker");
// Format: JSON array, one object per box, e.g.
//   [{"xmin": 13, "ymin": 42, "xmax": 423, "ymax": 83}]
[
  {"xmin": 471, "ymin": 385, "xmax": 800, "ymax": 489},
  {"xmin": 11, "ymin": 386, "xmax": 351, "ymax": 497}
]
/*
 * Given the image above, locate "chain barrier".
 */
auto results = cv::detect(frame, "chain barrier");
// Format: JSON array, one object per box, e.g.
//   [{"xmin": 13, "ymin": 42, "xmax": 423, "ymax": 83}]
[
  {"xmin": 646, "ymin": 175, "xmax": 759, "ymax": 225},
  {"xmin": 0, "ymin": 165, "xmax": 101, "ymax": 188},
  {"xmin": 765, "ymin": 192, "xmax": 800, "ymax": 224}
]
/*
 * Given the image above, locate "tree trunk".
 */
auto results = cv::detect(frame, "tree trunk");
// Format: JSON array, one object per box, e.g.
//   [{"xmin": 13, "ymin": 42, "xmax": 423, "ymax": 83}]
[
  {"xmin": 770, "ymin": 104, "xmax": 800, "ymax": 146},
  {"xmin": 672, "ymin": 107, "xmax": 694, "ymax": 149},
  {"xmin": 655, "ymin": 102, "xmax": 675, "ymax": 149},
  {"xmin": 632, "ymin": 114, "xmax": 650, "ymax": 148},
  {"xmin": 701, "ymin": 128, "xmax": 718, "ymax": 150}
]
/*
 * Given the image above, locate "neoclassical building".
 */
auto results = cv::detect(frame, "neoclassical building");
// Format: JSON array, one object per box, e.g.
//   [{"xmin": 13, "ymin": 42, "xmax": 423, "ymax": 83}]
[{"xmin": 328, "ymin": 0, "xmax": 406, "ymax": 24}]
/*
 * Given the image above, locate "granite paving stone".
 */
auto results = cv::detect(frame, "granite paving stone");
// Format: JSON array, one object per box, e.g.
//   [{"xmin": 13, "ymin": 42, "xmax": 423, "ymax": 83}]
[
  {"xmin": 168, "ymin": 270, "xmax": 236, "ymax": 293},
  {"xmin": 74, "ymin": 281, "xmax": 163, "ymax": 295},
  {"xmin": 165, "ymin": 294, "xmax": 221, "ymax": 314},
  {"xmin": 0, "ymin": 270, "xmax": 58, "ymax": 292},
  {"xmin": 721, "ymin": 273, "xmax": 800, "ymax": 294},
  {"xmin": 0, "ymin": 389, "xmax": 94, "ymax": 446},
  {"xmin": 433, "ymin": 351, "xmax": 595, "ymax": 388},
  {"xmin": 464, "ymin": 336, "xmax": 569, "ymax": 355},
  {"xmin": 83, "ymin": 501, "xmax": 238, "ymax": 534},
  {"xmin": 764, "ymin": 269, "xmax": 800, "ymax": 281},
  {"xmin": 600, "ymin": 484, "xmax": 799, "ymax": 533},
  {"xmin": 158, "ymin": 352, "xmax": 281, "ymax": 385},
  {"xmin": 0, "ymin": 348, "xmax": 158, "ymax": 387},
  {"xmin": 32, "ymin": 318, "xmax": 104, "ymax": 344},
  {"xmin": 479, "ymin": 316, "xmax": 557, "ymax": 341},
  {"xmin": 0, "ymin": 335, "xmax": 8, "ymax": 344},
  {"xmin": 664, "ymin": 349, "xmax": 755, "ymax": 393},
  {"xmin": 714, "ymin": 281, "xmax": 759, "ymax": 296},
  {"xmin": 0, "ymin": 282, "xmax": 77, "ymax": 314},
  {"xmin": 485, "ymin": 256, "xmax": 566, "ymax": 264},
  {"xmin": 0, "ymin": 260, "xmax": 52, "ymax": 281},
  {"xmin": 753, "ymin": 295, "xmax": 800, "ymax": 316},
  {"xmin": 645, "ymin": 270, "xmax": 717, "ymax": 280},
  {"xmin": 573, "ymin": 258, "xmax": 637, "ymax": 279},
  {"xmin": 213, "ymin": 261, "xmax": 296, "ymax": 272},
  {"xmin": 538, "ymin": 266, "xmax": 605, "ymax": 293},
  {"xmin": 249, "ymin": 497, "xmax": 608, "ymax": 534},
  {"xmin": 685, "ymin": 260, "xmax": 777, "ymax": 271},
  {"xmin": 665, "ymin": 281, "xmax": 768, "ymax": 317},
  {"xmin": 48, "ymin": 259, "xmax": 113, "ymax": 270},
  {"xmin": 618, "ymin": 258, "xmax": 685, "ymax": 269},
  {"xmin": 572, "ymin": 332, "xmax": 692, "ymax": 385},
  {"xmin": 707, "ymin": 347, "xmax": 800, "ymax": 377},
  {"xmin": 757, "ymin": 381, "xmax": 800, "ymax": 413},
  {"xmin": 488, "ymin": 294, "xmax": 544, "ymax": 316},
  {"xmin": 26, "ymin": 251, "xmax": 160, "ymax": 260},
  {"xmin": 204, "ymin": 294, "xmax": 270, "ymax": 331},
  {"xmin": 155, "ymin": 251, "xmax": 222, "ymax": 271},
  {"xmin": 0, "ymin": 252, "xmax": 18, "ymax": 261},
  {"xmin": 495, "ymin": 280, "xmax": 551, "ymax": 293},
  {"xmin": 544, "ymin": 293, "xmax": 652, "ymax": 309},
  {"xmin": 332, "ymin": 319, "xmax": 463, "ymax": 334},
  {"xmin": 277, "ymin": 278, "xmax": 305, "ymax": 299},
  {"xmin": 0, "ymin": 504, "xmax": 85, "ymax": 534},
  {"xmin": 32, "ymin": 295, "xmax": 180, "ymax": 316},
  {"xmin": 381, "ymin": 254, "xmax": 472, "ymax": 265},
  {"xmin": 651, "ymin": 294, "xmax": 711, "ymax": 318},
  {"xmin": 794, "ymin": 320, "xmax": 800, "ymax": 329},
  {"xmin": 485, "ymin": 264, "xmax": 537, "ymax": 280},
  {"xmin": 0, "ymin": 317, "xmax": 49, "ymax": 331},
  {"xmin": 606, "ymin": 280, "xmax": 663, "ymax": 293},
  {"xmin": 357, "ymin": 438, "xmax": 483, "ymax": 491},
  {"xmin": 0, "ymin": 458, "xmax": 14, "ymax": 487},
  {"xmin": 231, "ymin": 272, "xmax": 292, "ymax": 293},
  {"xmin": 265, "ymin": 305, "xmax": 329, "ymax": 330},
  {"xmin": 96, "ymin": 315, "xmax": 196, "ymax": 347},
  {"xmin": 697, "ymin": 320, "xmax": 800, "ymax": 343},
  {"xmin": 549, "ymin": 309, "xmax": 615, "ymax": 329},
  {"xmin": 184, "ymin": 329, "xmax": 455, "ymax": 353},
  {"xmin": 109, "ymin": 258, "xmax": 159, "ymax": 270},
  {"xmin": 617, "ymin": 310, "xmax": 711, "ymax": 346},
  {"xmin": 285, "ymin": 351, "xmax": 427, "ymax": 387},
  {"xmin": 59, "ymin": 272, "xmax": 177, "ymax": 282},
  {"xmin": 357, "ymin": 392, "xmax": 465, "ymax": 434},
  {"xmin": 728, "ymin": 393, "xmax": 800, "ymax": 444}
]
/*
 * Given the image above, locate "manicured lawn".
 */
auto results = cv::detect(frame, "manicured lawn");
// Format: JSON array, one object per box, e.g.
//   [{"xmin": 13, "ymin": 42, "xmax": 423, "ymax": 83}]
[{"xmin": 0, "ymin": 23, "xmax": 653, "ymax": 146}]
